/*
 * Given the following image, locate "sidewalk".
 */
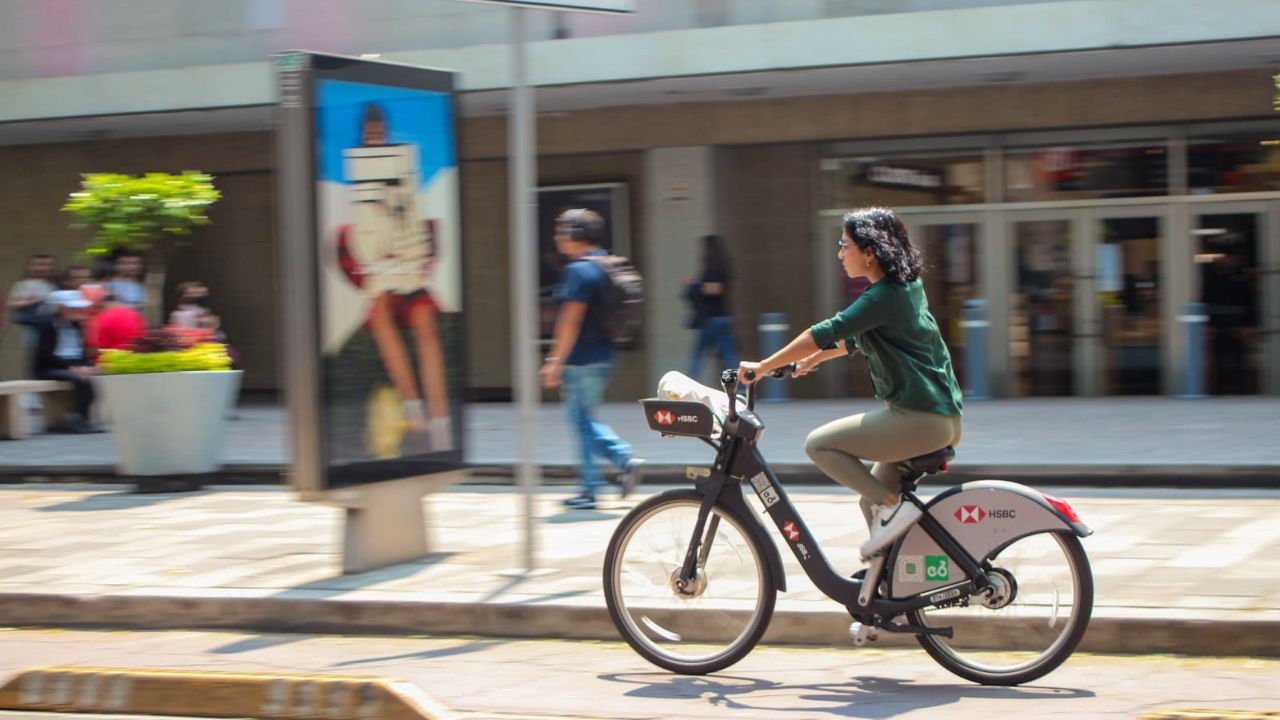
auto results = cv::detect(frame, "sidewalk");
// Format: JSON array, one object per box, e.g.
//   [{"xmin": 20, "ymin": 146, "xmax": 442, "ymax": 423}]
[
  {"xmin": 1, "ymin": 397, "xmax": 1279, "ymax": 485},
  {"xmin": 1, "ymin": 482, "xmax": 1277, "ymax": 657}
]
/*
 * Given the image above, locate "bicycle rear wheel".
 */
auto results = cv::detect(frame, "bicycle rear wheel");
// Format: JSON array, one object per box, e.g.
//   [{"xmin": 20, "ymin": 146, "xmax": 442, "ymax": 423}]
[
  {"xmin": 603, "ymin": 489, "xmax": 776, "ymax": 675},
  {"xmin": 909, "ymin": 531, "xmax": 1093, "ymax": 686}
]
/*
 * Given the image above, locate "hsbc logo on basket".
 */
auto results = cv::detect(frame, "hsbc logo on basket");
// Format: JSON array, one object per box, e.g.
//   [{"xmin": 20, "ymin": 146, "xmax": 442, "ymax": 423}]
[
  {"xmin": 955, "ymin": 505, "xmax": 987, "ymax": 524},
  {"xmin": 653, "ymin": 410, "xmax": 699, "ymax": 426}
]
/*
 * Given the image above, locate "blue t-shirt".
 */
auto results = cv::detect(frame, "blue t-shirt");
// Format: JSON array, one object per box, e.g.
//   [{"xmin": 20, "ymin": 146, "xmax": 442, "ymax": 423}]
[
  {"xmin": 558, "ymin": 249, "xmax": 614, "ymax": 366},
  {"xmin": 108, "ymin": 279, "xmax": 146, "ymax": 309}
]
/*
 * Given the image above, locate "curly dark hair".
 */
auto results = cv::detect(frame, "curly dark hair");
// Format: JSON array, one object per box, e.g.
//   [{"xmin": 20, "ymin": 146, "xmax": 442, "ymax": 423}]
[{"xmin": 842, "ymin": 206, "xmax": 922, "ymax": 283}]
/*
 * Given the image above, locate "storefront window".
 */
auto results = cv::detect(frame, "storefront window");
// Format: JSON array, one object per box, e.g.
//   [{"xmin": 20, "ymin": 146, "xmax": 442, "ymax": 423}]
[
  {"xmin": 819, "ymin": 152, "xmax": 984, "ymax": 209},
  {"xmin": 1097, "ymin": 217, "xmax": 1162, "ymax": 395},
  {"xmin": 919, "ymin": 223, "xmax": 979, "ymax": 385},
  {"xmin": 1005, "ymin": 142, "xmax": 1167, "ymax": 202},
  {"xmin": 1012, "ymin": 219, "xmax": 1075, "ymax": 396},
  {"xmin": 1188, "ymin": 132, "xmax": 1280, "ymax": 194},
  {"xmin": 1196, "ymin": 213, "xmax": 1263, "ymax": 394}
]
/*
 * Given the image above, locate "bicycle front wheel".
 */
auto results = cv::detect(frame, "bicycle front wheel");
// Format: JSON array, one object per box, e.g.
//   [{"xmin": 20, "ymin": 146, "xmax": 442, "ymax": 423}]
[
  {"xmin": 909, "ymin": 530, "xmax": 1093, "ymax": 686},
  {"xmin": 603, "ymin": 489, "xmax": 777, "ymax": 675}
]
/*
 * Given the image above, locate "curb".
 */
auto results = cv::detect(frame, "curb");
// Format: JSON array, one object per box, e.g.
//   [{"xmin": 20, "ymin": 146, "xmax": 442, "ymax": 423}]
[
  {"xmin": 0, "ymin": 666, "xmax": 451, "ymax": 720},
  {"xmin": 2, "ymin": 463, "xmax": 1279, "ymax": 488},
  {"xmin": 0, "ymin": 593, "xmax": 1276, "ymax": 658},
  {"xmin": 1141, "ymin": 707, "xmax": 1280, "ymax": 712}
]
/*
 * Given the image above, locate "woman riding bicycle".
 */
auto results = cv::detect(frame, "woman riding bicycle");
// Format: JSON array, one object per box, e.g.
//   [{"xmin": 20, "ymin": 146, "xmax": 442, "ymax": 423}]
[{"xmin": 737, "ymin": 206, "xmax": 963, "ymax": 562}]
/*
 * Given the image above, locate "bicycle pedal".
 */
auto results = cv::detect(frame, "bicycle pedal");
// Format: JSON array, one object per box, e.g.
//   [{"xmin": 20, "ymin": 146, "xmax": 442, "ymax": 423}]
[{"xmin": 849, "ymin": 621, "xmax": 880, "ymax": 647}]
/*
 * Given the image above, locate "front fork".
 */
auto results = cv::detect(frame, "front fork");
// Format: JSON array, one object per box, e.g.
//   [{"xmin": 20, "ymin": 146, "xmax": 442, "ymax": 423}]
[{"xmin": 677, "ymin": 470, "xmax": 728, "ymax": 590}]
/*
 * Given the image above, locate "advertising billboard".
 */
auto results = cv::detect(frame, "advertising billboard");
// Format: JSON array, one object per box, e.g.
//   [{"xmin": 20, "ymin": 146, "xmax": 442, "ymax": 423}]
[{"xmin": 277, "ymin": 52, "xmax": 465, "ymax": 493}]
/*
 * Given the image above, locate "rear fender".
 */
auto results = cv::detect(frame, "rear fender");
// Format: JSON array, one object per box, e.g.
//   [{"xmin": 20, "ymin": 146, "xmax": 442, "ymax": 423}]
[{"xmin": 888, "ymin": 480, "xmax": 1091, "ymax": 599}]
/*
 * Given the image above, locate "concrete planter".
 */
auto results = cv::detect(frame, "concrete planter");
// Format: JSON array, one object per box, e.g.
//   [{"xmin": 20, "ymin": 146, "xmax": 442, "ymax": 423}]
[{"xmin": 95, "ymin": 370, "xmax": 242, "ymax": 477}]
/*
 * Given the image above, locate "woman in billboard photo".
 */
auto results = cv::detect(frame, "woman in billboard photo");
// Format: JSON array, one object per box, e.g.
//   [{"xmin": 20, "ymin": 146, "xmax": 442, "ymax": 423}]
[{"xmin": 336, "ymin": 102, "xmax": 451, "ymax": 455}]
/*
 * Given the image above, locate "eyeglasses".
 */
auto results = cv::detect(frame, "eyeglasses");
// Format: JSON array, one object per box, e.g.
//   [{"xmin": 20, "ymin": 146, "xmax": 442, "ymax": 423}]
[{"xmin": 837, "ymin": 237, "xmax": 855, "ymax": 249}]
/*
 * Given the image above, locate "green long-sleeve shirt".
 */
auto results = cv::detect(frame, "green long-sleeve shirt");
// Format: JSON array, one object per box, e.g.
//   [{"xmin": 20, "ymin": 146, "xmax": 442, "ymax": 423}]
[{"xmin": 810, "ymin": 278, "xmax": 963, "ymax": 416}]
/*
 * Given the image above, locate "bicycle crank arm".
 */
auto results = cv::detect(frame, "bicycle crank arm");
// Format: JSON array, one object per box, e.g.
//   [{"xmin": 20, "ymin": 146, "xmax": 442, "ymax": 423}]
[{"xmin": 876, "ymin": 620, "xmax": 954, "ymax": 638}]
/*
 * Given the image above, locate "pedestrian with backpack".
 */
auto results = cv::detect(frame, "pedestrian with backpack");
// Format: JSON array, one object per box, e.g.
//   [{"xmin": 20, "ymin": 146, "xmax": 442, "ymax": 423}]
[{"xmin": 540, "ymin": 208, "xmax": 645, "ymax": 510}]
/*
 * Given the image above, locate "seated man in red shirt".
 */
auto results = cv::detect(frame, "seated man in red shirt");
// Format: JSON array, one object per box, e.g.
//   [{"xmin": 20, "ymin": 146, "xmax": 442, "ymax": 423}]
[{"xmin": 84, "ymin": 286, "xmax": 146, "ymax": 356}]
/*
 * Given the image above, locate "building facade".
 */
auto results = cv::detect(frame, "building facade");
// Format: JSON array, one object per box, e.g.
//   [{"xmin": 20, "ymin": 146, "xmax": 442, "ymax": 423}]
[{"xmin": 2, "ymin": 0, "xmax": 1277, "ymax": 399}]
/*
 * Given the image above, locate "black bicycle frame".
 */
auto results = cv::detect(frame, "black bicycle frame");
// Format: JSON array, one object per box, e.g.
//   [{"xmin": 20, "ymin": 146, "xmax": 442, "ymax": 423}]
[{"xmin": 677, "ymin": 371, "xmax": 991, "ymax": 622}]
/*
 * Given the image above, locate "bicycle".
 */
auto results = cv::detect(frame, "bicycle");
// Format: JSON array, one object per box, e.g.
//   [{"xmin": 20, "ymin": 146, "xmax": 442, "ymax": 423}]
[{"xmin": 603, "ymin": 366, "xmax": 1094, "ymax": 686}]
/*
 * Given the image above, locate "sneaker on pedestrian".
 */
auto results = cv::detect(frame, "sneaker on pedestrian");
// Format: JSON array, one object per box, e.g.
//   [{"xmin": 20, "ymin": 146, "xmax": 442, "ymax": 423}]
[
  {"xmin": 619, "ymin": 458, "xmax": 644, "ymax": 499},
  {"xmin": 74, "ymin": 420, "xmax": 105, "ymax": 434},
  {"xmin": 860, "ymin": 497, "xmax": 922, "ymax": 560},
  {"xmin": 562, "ymin": 494, "xmax": 597, "ymax": 510}
]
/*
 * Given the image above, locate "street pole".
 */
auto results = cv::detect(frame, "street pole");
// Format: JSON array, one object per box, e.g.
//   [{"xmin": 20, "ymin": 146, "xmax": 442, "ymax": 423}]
[{"xmin": 508, "ymin": 5, "xmax": 540, "ymax": 572}]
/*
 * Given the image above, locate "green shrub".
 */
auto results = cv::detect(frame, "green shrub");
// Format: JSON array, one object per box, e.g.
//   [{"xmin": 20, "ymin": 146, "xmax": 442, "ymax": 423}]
[
  {"xmin": 62, "ymin": 172, "xmax": 221, "ymax": 257},
  {"xmin": 98, "ymin": 343, "xmax": 232, "ymax": 375}
]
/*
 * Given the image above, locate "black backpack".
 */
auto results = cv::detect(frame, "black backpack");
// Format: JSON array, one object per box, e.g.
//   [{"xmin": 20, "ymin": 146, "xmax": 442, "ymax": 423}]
[{"xmin": 585, "ymin": 254, "xmax": 645, "ymax": 349}]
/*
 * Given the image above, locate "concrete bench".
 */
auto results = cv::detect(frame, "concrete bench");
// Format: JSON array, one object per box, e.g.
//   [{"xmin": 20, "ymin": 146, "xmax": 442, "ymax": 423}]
[{"xmin": 0, "ymin": 380, "xmax": 76, "ymax": 440}]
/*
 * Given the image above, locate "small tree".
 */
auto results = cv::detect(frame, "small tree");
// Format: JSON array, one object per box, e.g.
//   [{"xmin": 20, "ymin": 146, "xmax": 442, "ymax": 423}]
[{"xmin": 62, "ymin": 171, "xmax": 221, "ymax": 324}]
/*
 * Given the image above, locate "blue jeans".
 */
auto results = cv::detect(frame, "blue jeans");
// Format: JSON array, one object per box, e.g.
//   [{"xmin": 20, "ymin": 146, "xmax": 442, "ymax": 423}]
[
  {"xmin": 687, "ymin": 315, "xmax": 740, "ymax": 381},
  {"xmin": 561, "ymin": 362, "xmax": 632, "ymax": 495}
]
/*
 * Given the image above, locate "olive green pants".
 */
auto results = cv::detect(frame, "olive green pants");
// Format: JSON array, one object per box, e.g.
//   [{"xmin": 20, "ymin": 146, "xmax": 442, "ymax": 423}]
[{"xmin": 803, "ymin": 404, "xmax": 962, "ymax": 528}]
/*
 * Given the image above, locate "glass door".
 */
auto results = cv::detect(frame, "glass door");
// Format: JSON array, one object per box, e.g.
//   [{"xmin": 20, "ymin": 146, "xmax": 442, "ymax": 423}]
[
  {"xmin": 904, "ymin": 216, "xmax": 982, "ymax": 387},
  {"xmin": 815, "ymin": 211, "xmax": 876, "ymax": 399},
  {"xmin": 1090, "ymin": 209, "xmax": 1167, "ymax": 395},
  {"xmin": 1009, "ymin": 214, "xmax": 1078, "ymax": 396},
  {"xmin": 1191, "ymin": 207, "xmax": 1267, "ymax": 395}
]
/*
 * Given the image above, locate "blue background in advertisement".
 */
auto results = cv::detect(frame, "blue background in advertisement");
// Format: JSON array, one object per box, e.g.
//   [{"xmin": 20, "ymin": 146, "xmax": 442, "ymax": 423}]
[{"xmin": 315, "ymin": 78, "xmax": 455, "ymax": 188}]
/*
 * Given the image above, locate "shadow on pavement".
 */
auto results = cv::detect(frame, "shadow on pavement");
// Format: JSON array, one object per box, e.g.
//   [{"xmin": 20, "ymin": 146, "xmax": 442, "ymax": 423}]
[
  {"xmin": 271, "ymin": 551, "xmax": 457, "ymax": 599},
  {"xmin": 211, "ymin": 634, "xmax": 308, "ymax": 654},
  {"xmin": 600, "ymin": 671, "xmax": 1093, "ymax": 717},
  {"xmin": 330, "ymin": 638, "xmax": 503, "ymax": 667},
  {"xmin": 35, "ymin": 487, "xmax": 206, "ymax": 512},
  {"xmin": 544, "ymin": 508, "xmax": 625, "ymax": 524}
]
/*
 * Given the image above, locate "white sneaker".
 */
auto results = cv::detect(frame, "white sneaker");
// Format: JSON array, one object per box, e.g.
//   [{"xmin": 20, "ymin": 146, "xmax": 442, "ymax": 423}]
[
  {"xmin": 426, "ymin": 416, "xmax": 453, "ymax": 451},
  {"xmin": 860, "ymin": 497, "xmax": 922, "ymax": 560}
]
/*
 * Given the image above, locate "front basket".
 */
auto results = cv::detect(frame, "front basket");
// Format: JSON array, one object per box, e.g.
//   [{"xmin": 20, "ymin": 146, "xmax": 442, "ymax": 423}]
[{"xmin": 640, "ymin": 399, "xmax": 715, "ymax": 438}]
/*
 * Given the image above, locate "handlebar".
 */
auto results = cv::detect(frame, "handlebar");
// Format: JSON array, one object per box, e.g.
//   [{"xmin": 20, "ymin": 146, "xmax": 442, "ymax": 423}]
[
  {"xmin": 742, "ymin": 364, "xmax": 797, "ymax": 383},
  {"xmin": 722, "ymin": 363, "xmax": 800, "ymax": 421}
]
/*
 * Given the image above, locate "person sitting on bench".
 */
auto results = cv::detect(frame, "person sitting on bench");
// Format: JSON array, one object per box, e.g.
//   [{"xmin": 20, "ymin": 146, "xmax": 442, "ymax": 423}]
[{"xmin": 34, "ymin": 290, "xmax": 103, "ymax": 434}]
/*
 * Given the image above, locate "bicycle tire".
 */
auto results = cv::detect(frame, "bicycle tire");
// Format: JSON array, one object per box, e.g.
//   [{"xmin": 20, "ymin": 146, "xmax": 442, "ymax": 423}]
[
  {"xmin": 909, "ymin": 530, "xmax": 1094, "ymax": 686},
  {"xmin": 603, "ymin": 489, "xmax": 777, "ymax": 675}
]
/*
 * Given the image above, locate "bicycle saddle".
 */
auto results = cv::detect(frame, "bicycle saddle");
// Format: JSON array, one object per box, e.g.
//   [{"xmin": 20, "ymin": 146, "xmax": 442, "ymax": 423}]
[{"xmin": 896, "ymin": 446, "xmax": 956, "ymax": 489}]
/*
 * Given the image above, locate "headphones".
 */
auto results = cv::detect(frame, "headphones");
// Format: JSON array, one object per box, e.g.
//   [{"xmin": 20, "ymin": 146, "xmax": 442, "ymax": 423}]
[{"xmin": 558, "ymin": 208, "xmax": 604, "ymax": 244}]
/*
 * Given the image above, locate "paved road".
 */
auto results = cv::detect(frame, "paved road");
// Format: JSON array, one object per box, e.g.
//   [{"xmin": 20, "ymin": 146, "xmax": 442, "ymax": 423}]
[{"xmin": 1, "ymin": 628, "xmax": 1277, "ymax": 719}]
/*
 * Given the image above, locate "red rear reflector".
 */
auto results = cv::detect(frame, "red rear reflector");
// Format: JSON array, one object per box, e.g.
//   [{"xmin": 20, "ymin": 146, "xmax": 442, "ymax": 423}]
[
  {"xmin": 1042, "ymin": 493, "xmax": 1081, "ymax": 523},
  {"xmin": 940, "ymin": 462, "xmax": 948, "ymax": 471}
]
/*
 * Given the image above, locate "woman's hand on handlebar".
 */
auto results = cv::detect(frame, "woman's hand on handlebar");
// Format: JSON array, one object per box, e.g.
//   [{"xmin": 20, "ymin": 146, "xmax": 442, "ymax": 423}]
[
  {"xmin": 737, "ymin": 361, "xmax": 763, "ymax": 385},
  {"xmin": 793, "ymin": 354, "xmax": 820, "ymax": 377}
]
